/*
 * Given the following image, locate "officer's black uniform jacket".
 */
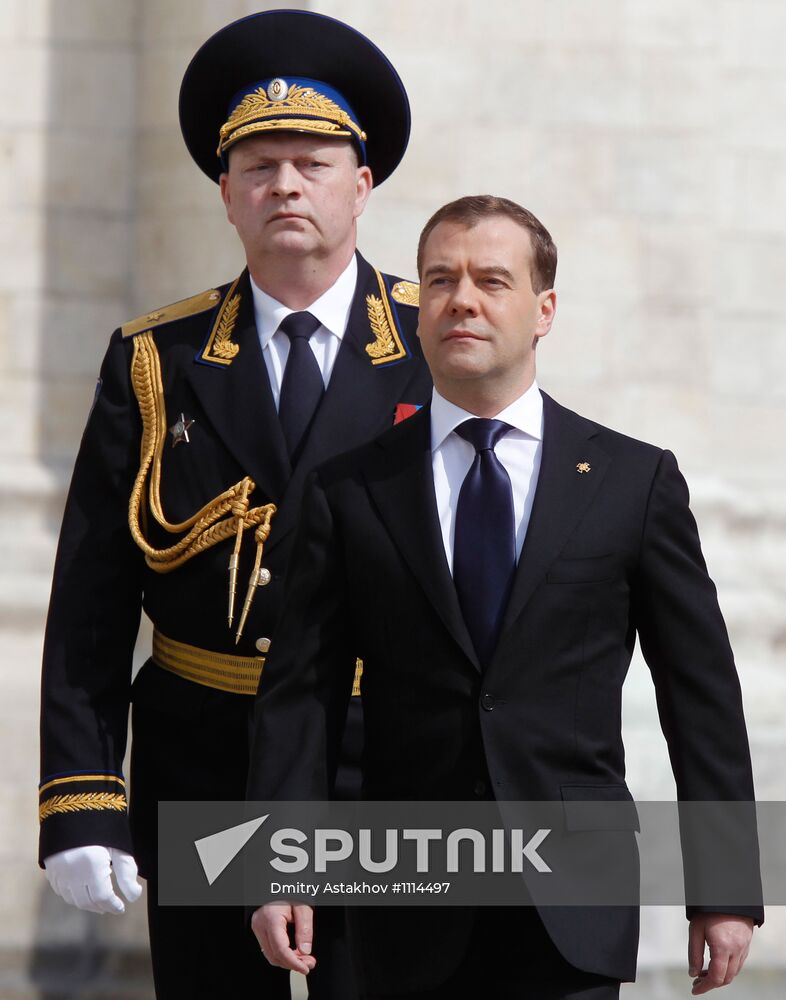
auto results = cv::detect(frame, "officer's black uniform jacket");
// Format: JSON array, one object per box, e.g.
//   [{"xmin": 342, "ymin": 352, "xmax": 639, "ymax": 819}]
[{"xmin": 39, "ymin": 252, "xmax": 431, "ymax": 873}]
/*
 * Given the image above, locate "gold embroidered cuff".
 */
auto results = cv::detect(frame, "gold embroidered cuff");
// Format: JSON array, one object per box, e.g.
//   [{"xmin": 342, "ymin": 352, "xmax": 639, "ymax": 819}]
[{"xmin": 38, "ymin": 774, "xmax": 128, "ymax": 823}]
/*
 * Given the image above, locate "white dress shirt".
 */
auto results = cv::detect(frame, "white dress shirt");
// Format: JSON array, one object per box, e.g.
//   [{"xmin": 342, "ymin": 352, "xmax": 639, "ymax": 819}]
[
  {"xmin": 250, "ymin": 255, "xmax": 358, "ymax": 410},
  {"xmin": 430, "ymin": 382, "xmax": 544, "ymax": 572}
]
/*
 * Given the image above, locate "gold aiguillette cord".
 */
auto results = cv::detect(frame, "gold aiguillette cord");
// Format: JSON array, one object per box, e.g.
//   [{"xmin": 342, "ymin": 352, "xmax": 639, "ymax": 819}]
[
  {"xmin": 228, "ymin": 479, "xmax": 251, "ymax": 628},
  {"xmin": 235, "ymin": 514, "xmax": 275, "ymax": 645}
]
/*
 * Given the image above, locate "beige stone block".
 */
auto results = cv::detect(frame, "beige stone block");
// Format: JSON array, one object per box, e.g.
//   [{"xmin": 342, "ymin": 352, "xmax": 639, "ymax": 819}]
[
  {"xmin": 136, "ymin": 132, "xmax": 211, "ymax": 214},
  {"xmin": 639, "ymin": 223, "xmax": 714, "ymax": 306},
  {"xmin": 516, "ymin": 128, "xmax": 616, "ymax": 217},
  {"xmin": 25, "ymin": 0, "xmax": 135, "ymax": 43},
  {"xmin": 555, "ymin": 216, "xmax": 642, "ymax": 304},
  {"xmin": 718, "ymin": 72, "xmax": 786, "ymax": 152},
  {"xmin": 0, "ymin": 0, "xmax": 22, "ymax": 42},
  {"xmin": 639, "ymin": 49, "xmax": 717, "ymax": 130},
  {"xmin": 708, "ymin": 314, "xmax": 786, "ymax": 400},
  {"xmin": 48, "ymin": 47, "xmax": 135, "ymax": 132},
  {"xmin": 707, "ymin": 399, "xmax": 786, "ymax": 473},
  {"xmin": 625, "ymin": 0, "xmax": 717, "ymax": 50},
  {"xmin": 2, "ymin": 293, "xmax": 43, "ymax": 376},
  {"xmin": 0, "ymin": 376, "xmax": 40, "ymax": 458},
  {"xmin": 44, "ymin": 133, "xmax": 134, "ymax": 214},
  {"xmin": 358, "ymin": 201, "xmax": 422, "ymax": 280},
  {"xmin": 613, "ymin": 134, "xmax": 716, "ymax": 220},
  {"xmin": 496, "ymin": 0, "xmax": 628, "ymax": 46},
  {"xmin": 720, "ymin": 0, "xmax": 786, "ymax": 71},
  {"xmin": 139, "ymin": 0, "xmax": 305, "ymax": 45},
  {"xmin": 135, "ymin": 44, "xmax": 190, "ymax": 131},
  {"xmin": 0, "ymin": 209, "xmax": 43, "ymax": 293},
  {"xmin": 714, "ymin": 232, "xmax": 785, "ymax": 313},
  {"xmin": 319, "ymin": 0, "xmax": 471, "ymax": 49},
  {"xmin": 479, "ymin": 44, "xmax": 642, "ymax": 129},
  {"xmin": 386, "ymin": 122, "xmax": 464, "ymax": 205},
  {"xmin": 5, "ymin": 130, "xmax": 46, "ymax": 215},
  {"xmin": 15, "ymin": 0, "xmax": 49, "ymax": 42},
  {"xmin": 608, "ymin": 304, "xmax": 707, "ymax": 388},
  {"xmin": 0, "ymin": 43, "xmax": 49, "ymax": 127},
  {"xmin": 36, "ymin": 296, "xmax": 127, "ymax": 379},
  {"xmin": 47, "ymin": 212, "xmax": 130, "ymax": 298},
  {"xmin": 538, "ymin": 301, "xmax": 611, "ymax": 386},
  {"xmin": 717, "ymin": 151, "xmax": 786, "ymax": 234},
  {"xmin": 132, "ymin": 212, "xmax": 244, "ymax": 314},
  {"xmin": 611, "ymin": 384, "xmax": 710, "ymax": 460}
]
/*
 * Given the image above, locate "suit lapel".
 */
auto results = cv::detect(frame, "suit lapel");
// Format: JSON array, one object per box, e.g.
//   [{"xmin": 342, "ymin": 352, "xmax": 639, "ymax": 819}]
[
  {"xmin": 364, "ymin": 408, "xmax": 480, "ymax": 670},
  {"xmin": 185, "ymin": 270, "xmax": 291, "ymax": 502},
  {"xmin": 497, "ymin": 392, "xmax": 610, "ymax": 642},
  {"xmin": 265, "ymin": 253, "xmax": 423, "ymax": 555}
]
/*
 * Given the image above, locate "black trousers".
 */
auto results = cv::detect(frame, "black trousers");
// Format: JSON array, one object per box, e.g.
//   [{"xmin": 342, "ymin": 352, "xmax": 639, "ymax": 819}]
[
  {"xmin": 360, "ymin": 907, "xmax": 621, "ymax": 1000},
  {"xmin": 147, "ymin": 881, "xmax": 359, "ymax": 1000}
]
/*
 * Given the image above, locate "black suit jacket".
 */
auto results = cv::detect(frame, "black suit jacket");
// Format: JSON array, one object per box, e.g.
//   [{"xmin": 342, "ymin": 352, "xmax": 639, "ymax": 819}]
[
  {"xmin": 247, "ymin": 392, "xmax": 761, "ymax": 989},
  {"xmin": 39, "ymin": 253, "xmax": 431, "ymax": 873}
]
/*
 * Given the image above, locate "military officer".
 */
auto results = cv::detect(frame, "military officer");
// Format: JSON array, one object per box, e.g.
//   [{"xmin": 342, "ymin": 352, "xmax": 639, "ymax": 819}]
[{"xmin": 38, "ymin": 10, "xmax": 431, "ymax": 998}]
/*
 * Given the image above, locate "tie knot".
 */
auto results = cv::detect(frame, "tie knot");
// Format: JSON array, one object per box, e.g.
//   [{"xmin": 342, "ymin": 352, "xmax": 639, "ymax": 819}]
[
  {"xmin": 279, "ymin": 311, "xmax": 320, "ymax": 342},
  {"xmin": 455, "ymin": 418, "xmax": 512, "ymax": 453}
]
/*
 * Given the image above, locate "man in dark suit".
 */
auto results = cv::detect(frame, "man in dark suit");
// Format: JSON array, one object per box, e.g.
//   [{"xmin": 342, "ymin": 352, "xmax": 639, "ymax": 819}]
[
  {"xmin": 248, "ymin": 195, "xmax": 761, "ymax": 998},
  {"xmin": 38, "ymin": 10, "xmax": 430, "ymax": 999}
]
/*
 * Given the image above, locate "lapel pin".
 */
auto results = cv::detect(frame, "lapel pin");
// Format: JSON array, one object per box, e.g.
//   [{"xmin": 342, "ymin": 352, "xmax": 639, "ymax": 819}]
[
  {"xmin": 576, "ymin": 462, "xmax": 591, "ymax": 474},
  {"xmin": 169, "ymin": 412, "xmax": 195, "ymax": 448}
]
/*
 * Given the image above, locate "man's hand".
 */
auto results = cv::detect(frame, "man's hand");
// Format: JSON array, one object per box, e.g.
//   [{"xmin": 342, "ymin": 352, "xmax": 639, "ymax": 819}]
[
  {"xmin": 44, "ymin": 846, "xmax": 142, "ymax": 914},
  {"xmin": 251, "ymin": 902, "xmax": 317, "ymax": 975},
  {"xmin": 688, "ymin": 914, "xmax": 754, "ymax": 994}
]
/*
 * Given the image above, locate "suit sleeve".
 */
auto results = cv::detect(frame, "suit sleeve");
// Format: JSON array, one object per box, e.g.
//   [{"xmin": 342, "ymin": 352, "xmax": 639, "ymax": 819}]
[
  {"xmin": 633, "ymin": 449, "xmax": 763, "ymax": 923},
  {"xmin": 246, "ymin": 467, "xmax": 356, "ymax": 802},
  {"xmin": 39, "ymin": 329, "xmax": 144, "ymax": 864}
]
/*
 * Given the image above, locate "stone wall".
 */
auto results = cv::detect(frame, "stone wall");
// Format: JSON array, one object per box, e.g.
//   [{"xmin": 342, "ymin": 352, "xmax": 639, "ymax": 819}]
[{"xmin": 1, "ymin": 0, "xmax": 783, "ymax": 996}]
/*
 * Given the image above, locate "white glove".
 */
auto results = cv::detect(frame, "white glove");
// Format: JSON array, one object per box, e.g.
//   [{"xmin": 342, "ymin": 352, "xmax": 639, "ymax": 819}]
[{"xmin": 44, "ymin": 845, "xmax": 142, "ymax": 914}]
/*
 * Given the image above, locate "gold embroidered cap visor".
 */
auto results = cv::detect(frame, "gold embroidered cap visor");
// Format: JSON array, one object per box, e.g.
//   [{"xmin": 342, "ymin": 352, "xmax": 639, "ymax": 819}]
[
  {"xmin": 216, "ymin": 76, "xmax": 368, "ymax": 166},
  {"xmin": 179, "ymin": 9, "xmax": 410, "ymax": 186}
]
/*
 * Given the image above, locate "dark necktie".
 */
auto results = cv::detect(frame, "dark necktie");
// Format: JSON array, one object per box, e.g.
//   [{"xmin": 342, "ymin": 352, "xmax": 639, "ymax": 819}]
[
  {"xmin": 277, "ymin": 311, "xmax": 323, "ymax": 461},
  {"xmin": 453, "ymin": 418, "xmax": 516, "ymax": 669}
]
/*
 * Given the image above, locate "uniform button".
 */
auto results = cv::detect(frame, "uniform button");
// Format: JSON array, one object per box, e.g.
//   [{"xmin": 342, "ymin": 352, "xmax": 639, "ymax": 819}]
[
  {"xmin": 255, "ymin": 637, "xmax": 271, "ymax": 653},
  {"xmin": 473, "ymin": 778, "xmax": 487, "ymax": 798},
  {"xmin": 257, "ymin": 568, "xmax": 272, "ymax": 586},
  {"xmin": 480, "ymin": 693, "xmax": 496, "ymax": 711}
]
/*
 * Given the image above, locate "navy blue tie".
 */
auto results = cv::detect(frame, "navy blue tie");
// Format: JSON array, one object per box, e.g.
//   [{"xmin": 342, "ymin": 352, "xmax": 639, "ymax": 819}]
[
  {"xmin": 278, "ymin": 311, "xmax": 323, "ymax": 461},
  {"xmin": 453, "ymin": 418, "xmax": 516, "ymax": 669}
]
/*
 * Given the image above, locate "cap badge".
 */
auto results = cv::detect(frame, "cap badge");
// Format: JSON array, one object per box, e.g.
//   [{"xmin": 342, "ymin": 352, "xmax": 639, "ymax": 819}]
[
  {"xmin": 576, "ymin": 462, "xmax": 591, "ymax": 474},
  {"xmin": 267, "ymin": 78, "xmax": 289, "ymax": 101}
]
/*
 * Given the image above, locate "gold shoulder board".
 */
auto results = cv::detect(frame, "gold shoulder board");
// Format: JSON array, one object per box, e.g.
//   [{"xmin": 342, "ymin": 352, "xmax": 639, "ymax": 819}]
[
  {"xmin": 121, "ymin": 288, "xmax": 223, "ymax": 339},
  {"xmin": 390, "ymin": 280, "xmax": 419, "ymax": 307}
]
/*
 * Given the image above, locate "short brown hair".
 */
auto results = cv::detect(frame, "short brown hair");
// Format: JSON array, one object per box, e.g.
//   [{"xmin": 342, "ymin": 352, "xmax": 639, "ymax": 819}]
[{"xmin": 416, "ymin": 195, "xmax": 557, "ymax": 292}]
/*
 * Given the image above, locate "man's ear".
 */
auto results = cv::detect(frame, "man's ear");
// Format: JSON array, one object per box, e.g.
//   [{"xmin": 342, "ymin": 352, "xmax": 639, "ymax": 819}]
[
  {"xmin": 534, "ymin": 289, "xmax": 557, "ymax": 342},
  {"xmin": 353, "ymin": 166, "xmax": 373, "ymax": 221},
  {"xmin": 219, "ymin": 173, "xmax": 234, "ymax": 224}
]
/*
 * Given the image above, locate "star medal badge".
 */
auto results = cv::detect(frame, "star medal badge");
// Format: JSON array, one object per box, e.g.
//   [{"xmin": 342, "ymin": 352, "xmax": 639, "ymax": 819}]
[{"xmin": 169, "ymin": 412, "xmax": 195, "ymax": 447}]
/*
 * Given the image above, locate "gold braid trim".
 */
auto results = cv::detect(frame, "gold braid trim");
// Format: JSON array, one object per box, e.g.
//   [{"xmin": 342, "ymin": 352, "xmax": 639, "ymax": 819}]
[
  {"xmin": 39, "ymin": 792, "xmax": 127, "ymax": 823},
  {"xmin": 365, "ymin": 295, "xmax": 396, "ymax": 359},
  {"xmin": 128, "ymin": 331, "xmax": 276, "ymax": 575},
  {"xmin": 39, "ymin": 774, "xmax": 126, "ymax": 796},
  {"xmin": 365, "ymin": 270, "xmax": 408, "ymax": 365},
  {"xmin": 210, "ymin": 294, "xmax": 241, "ymax": 359}
]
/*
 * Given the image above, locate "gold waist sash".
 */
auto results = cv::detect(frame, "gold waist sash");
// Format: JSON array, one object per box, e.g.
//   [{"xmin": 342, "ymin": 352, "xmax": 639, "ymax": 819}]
[
  {"xmin": 152, "ymin": 629, "xmax": 263, "ymax": 696},
  {"xmin": 152, "ymin": 629, "xmax": 364, "ymax": 698}
]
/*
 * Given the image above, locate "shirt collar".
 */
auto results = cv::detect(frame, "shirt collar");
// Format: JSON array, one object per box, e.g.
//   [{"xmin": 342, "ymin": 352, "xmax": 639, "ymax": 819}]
[
  {"xmin": 430, "ymin": 380, "xmax": 544, "ymax": 452},
  {"xmin": 250, "ymin": 254, "xmax": 358, "ymax": 347}
]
